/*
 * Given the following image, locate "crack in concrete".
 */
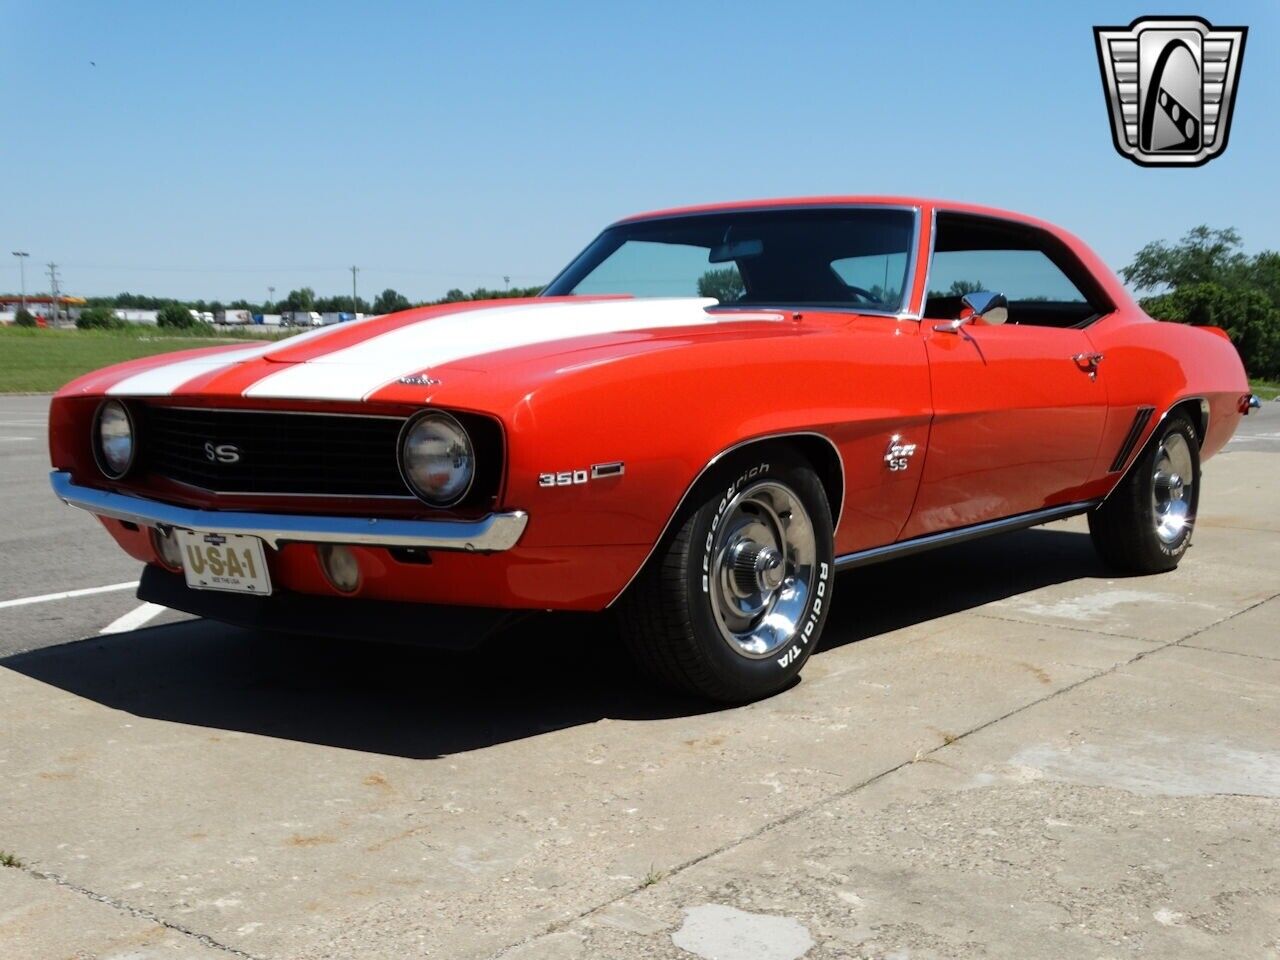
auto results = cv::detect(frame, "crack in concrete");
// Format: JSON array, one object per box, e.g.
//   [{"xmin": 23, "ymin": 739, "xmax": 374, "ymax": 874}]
[
  {"xmin": 487, "ymin": 588, "xmax": 1280, "ymax": 959},
  {"xmin": 1179, "ymin": 643, "xmax": 1280, "ymax": 664},
  {"xmin": 1196, "ymin": 522, "xmax": 1280, "ymax": 533},
  {"xmin": 15, "ymin": 863, "xmax": 265, "ymax": 960},
  {"xmin": 969, "ymin": 610, "xmax": 1151, "ymax": 642},
  {"xmin": 1167, "ymin": 591, "xmax": 1280, "ymax": 648}
]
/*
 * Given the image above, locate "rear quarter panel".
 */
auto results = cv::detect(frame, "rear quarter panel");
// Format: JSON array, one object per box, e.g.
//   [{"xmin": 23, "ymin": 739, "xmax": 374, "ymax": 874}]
[{"xmin": 1086, "ymin": 310, "xmax": 1248, "ymax": 485}]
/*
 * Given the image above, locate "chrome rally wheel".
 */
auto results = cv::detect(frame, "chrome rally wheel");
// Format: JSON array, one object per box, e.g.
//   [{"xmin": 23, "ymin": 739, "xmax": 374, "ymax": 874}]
[
  {"xmin": 1089, "ymin": 413, "xmax": 1200, "ymax": 574},
  {"xmin": 1152, "ymin": 432, "xmax": 1194, "ymax": 546},
  {"xmin": 616, "ymin": 445, "xmax": 835, "ymax": 703},
  {"xmin": 708, "ymin": 481, "xmax": 818, "ymax": 659}
]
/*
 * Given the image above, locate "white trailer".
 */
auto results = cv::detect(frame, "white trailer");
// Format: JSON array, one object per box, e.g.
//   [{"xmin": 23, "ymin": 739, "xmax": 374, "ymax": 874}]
[{"xmin": 113, "ymin": 309, "xmax": 160, "ymax": 325}]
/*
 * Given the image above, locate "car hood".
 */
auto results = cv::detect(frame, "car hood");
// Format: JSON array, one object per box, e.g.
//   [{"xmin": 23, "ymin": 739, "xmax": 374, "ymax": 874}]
[{"xmin": 95, "ymin": 297, "xmax": 789, "ymax": 402}]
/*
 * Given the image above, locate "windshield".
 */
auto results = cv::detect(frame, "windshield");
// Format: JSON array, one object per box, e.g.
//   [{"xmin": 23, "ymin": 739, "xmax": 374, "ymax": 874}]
[{"xmin": 544, "ymin": 207, "xmax": 916, "ymax": 312}]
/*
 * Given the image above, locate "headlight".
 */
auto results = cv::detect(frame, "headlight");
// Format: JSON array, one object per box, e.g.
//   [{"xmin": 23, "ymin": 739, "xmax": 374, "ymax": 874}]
[
  {"xmin": 94, "ymin": 400, "xmax": 136, "ymax": 478},
  {"xmin": 399, "ymin": 412, "xmax": 474, "ymax": 506}
]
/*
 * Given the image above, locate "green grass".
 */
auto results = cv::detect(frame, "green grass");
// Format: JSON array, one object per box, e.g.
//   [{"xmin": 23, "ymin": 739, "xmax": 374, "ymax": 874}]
[
  {"xmin": 1251, "ymin": 379, "xmax": 1280, "ymax": 401},
  {"xmin": 0, "ymin": 851, "xmax": 23, "ymax": 869},
  {"xmin": 0, "ymin": 325, "xmax": 296, "ymax": 393}
]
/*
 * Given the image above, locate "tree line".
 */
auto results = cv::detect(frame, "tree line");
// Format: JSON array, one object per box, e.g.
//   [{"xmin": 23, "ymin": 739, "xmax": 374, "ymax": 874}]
[
  {"xmin": 75, "ymin": 284, "xmax": 544, "ymax": 329},
  {"xmin": 1122, "ymin": 226, "xmax": 1279, "ymax": 379}
]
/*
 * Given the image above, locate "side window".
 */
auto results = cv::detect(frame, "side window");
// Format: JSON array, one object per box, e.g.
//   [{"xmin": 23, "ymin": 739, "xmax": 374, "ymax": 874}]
[
  {"xmin": 924, "ymin": 215, "xmax": 1103, "ymax": 328},
  {"xmin": 927, "ymin": 249, "xmax": 1086, "ymax": 303}
]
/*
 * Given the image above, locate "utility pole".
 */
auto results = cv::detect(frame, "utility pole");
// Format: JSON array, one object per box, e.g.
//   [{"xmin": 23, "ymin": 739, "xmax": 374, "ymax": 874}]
[
  {"xmin": 267, "ymin": 285, "xmax": 275, "ymax": 309},
  {"xmin": 503, "ymin": 274, "xmax": 510, "ymax": 290},
  {"xmin": 350, "ymin": 265, "xmax": 359, "ymax": 317},
  {"xmin": 11, "ymin": 252, "xmax": 29, "ymax": 312},
  {"xmin": 46, "ymin": 262, "xmax": 60, "ymax": 324}
]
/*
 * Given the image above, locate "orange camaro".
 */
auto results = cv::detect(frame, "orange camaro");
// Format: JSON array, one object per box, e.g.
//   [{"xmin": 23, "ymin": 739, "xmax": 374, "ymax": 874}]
[{"xmin": 49, "ymin": 198, "xmax": 1258, "ymax": 701}]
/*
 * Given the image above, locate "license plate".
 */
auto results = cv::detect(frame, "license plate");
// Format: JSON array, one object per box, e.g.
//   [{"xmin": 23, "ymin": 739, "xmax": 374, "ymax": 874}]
[{"xmin": 176, "ymin": 530, "xmax": 272, "ymax": 596}]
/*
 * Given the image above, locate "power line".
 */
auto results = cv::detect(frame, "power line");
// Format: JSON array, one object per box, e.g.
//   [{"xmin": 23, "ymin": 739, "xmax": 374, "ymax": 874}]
[{"xmin": 46, "ymin": 262, "xmax": 60, "ymax": 322}]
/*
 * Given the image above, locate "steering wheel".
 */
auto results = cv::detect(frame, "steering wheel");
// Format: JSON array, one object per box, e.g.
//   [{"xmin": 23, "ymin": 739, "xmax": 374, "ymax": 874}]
[{"xmin": 844, "ymin": 284, "xmax": 880, "ymax": 304}]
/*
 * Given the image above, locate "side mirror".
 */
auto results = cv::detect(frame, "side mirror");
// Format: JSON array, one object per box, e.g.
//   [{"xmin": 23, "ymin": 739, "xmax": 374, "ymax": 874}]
[
  {"xmin": 961, "ymin": 291, "xmax": 1009, "ymax": 325},
  {"xmin": 936, "ymin": 291, "xmax": 1009, "ymax": 333}
]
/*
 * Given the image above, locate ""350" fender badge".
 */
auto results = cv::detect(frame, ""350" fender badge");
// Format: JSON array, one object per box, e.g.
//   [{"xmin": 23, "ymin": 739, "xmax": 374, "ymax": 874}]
[{"xmin": 539, "ymin": 461, "xmax": 625, "ymax": 487}]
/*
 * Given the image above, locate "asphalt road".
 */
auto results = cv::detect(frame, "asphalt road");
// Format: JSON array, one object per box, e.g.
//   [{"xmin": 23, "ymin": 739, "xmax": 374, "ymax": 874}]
[{"xmin": 2, "ymin": 393, "xmax": 1278, "ymax": 959}]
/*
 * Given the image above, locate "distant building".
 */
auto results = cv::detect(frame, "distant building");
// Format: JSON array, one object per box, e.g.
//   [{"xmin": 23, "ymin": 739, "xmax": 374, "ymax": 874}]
[{"xmin": 0, "ymin": 294, "xmax": 86, "ymax": 321}]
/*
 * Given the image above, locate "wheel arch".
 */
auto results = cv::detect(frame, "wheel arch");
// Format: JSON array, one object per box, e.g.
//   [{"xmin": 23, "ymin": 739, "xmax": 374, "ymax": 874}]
[
  {"xmin": 1101, "ymin": 395, "xmax": 1207, "ymax": 504},
  {"xmin": 1170, "ymin": 396, "xmax": 1210, "ymax": 442},
  {"xmin": 606, "ymin": 430, "xmax": 845, "ymax": 607}
]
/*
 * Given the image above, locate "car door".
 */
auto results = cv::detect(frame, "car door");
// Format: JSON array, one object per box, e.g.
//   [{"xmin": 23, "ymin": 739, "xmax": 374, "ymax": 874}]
[{"xmin": 901, "ymin": 214, "xmax": 1109, "ymax": 539}]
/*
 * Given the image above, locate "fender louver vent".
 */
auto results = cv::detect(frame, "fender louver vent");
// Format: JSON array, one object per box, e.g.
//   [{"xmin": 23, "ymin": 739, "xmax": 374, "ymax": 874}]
[{"xmin": 1109, "ymin": 406, "xmax": 1156, "ymax": 472}]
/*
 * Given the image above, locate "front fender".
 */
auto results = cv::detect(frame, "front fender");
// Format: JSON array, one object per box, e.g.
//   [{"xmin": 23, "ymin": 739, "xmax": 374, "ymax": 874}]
[{"xmin": 498, "ymin": 317, "xmax": 931, "ymax": 558}]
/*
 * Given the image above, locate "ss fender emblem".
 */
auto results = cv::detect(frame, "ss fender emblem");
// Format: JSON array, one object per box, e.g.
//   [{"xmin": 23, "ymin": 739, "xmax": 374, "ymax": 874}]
[
  {"xmin": 204, "ymin": 442, "xmax": 241, "ymax": 464},
  {"xmin": 884, "ymin": 435, "xmax": 917, "ymax": 472}
]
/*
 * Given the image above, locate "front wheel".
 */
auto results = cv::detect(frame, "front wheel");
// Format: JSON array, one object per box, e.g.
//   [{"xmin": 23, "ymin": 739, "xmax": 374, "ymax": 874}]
[
  {"xmin": 1089, "ymin": 413, "xmax": 1201, "ymax": 573},
  {"xmin": 616, "ymin": 446, "xmax": 835, "ymax": 703}
]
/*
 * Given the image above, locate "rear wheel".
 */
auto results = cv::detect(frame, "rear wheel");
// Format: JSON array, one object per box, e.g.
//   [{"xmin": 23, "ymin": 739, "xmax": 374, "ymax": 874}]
[
  {"xmin": 616, "ymin": 446, "xmax": 835, "ymax": 703},
  {"xmin": 1089, "ymin": 413, "xmax": 1200, "ymax": 573}
]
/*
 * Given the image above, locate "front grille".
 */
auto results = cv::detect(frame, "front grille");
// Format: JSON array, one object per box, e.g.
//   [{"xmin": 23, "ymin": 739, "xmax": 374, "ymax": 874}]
[{"xmin": 140, "ymin": 407, "xmax": 411, "ymax": 497}]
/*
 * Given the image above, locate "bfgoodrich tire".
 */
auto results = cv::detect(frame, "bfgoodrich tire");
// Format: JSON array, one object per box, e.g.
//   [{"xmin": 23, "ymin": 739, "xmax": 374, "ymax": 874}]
[
  {"xmin": 1089, "ymin": 413, "xmax": 1201, "ymax": 574},
  {"xmin": 616, "ymin": 445, "xmax": 835, "ymax": 703}
]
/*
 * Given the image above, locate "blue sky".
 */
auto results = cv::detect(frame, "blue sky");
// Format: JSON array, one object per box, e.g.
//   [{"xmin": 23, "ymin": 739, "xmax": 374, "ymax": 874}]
[{"xmin": 1, "ymin": 1, "xmax": 1276, "ymax": 303}]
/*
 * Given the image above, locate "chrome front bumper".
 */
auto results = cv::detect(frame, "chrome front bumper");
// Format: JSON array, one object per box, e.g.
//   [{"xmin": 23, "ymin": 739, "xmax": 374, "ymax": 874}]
[{"xmin": 50, "ymin": 471, "xmax": 528, "ymax": 552}]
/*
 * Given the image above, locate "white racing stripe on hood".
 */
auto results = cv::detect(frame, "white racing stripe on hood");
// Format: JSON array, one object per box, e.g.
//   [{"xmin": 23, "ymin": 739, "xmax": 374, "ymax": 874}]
[
  {"xmin": 105, "ymin": 322, "xmax": 353, "ymax": 396},
  {"xmin": 243, "ymin": 298, "xmax": 761, "ymax": 401},
  {"xmin": 106, "ymin": 345, "xmax": 266, "ymax": 396}
]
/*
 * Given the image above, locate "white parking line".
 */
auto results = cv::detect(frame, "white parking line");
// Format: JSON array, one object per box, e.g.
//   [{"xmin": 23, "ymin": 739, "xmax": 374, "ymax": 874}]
[
  {"xmin": 0, "ymin": 581, "xmax": 140, "ymax": 610},
  {"xmin": 100, "ymin": 602, "xmax": 167, "ymax": 634}
]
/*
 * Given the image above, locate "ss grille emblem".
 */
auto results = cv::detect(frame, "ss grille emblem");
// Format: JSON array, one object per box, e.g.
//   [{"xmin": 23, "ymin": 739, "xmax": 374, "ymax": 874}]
[{"xmin": 204, "ymin": 442, "xmax": 241, "ymax": 464}]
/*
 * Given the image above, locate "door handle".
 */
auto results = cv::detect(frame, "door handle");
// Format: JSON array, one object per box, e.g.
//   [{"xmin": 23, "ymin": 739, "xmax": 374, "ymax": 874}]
[{"xmin": 1072, "ymin": 352, "xmax": 1104, "ymax": 379}]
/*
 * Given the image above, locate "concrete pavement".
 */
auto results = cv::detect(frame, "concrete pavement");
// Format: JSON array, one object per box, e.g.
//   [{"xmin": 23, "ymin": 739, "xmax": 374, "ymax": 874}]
[{"xmin": 1, "ymin": 395, "xmax": 1277, "ymax": 959}]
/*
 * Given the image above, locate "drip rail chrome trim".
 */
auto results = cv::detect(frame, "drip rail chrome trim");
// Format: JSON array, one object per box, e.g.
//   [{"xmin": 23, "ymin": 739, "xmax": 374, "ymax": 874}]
[
  {"xmin": 50, "ymin": 471, "xmax": 528, "ymax": 553},
  {"xmin": 834, "ymin": 501, "xmax": 1098, "ymax": 570}
]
